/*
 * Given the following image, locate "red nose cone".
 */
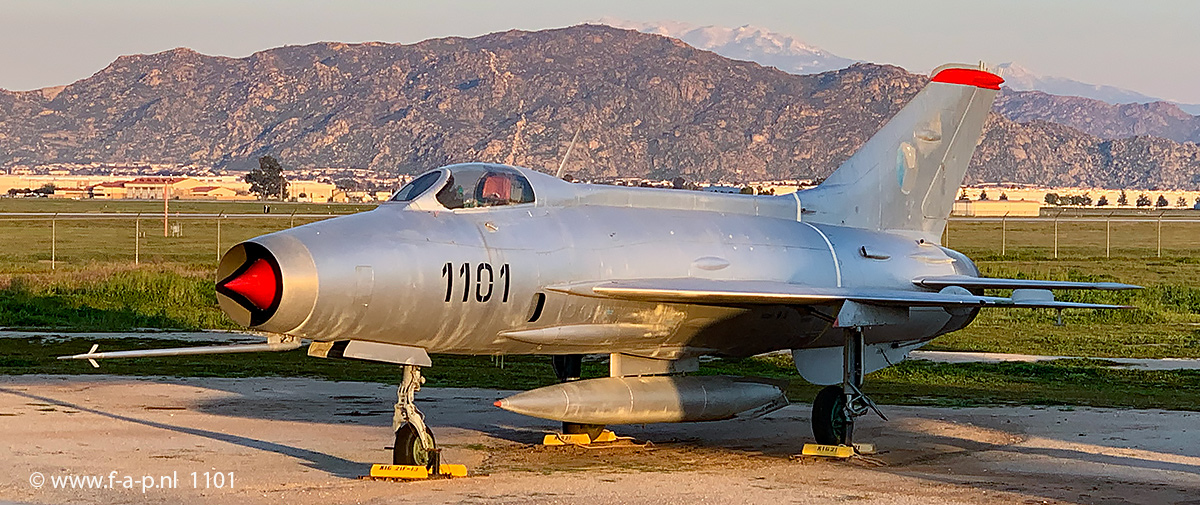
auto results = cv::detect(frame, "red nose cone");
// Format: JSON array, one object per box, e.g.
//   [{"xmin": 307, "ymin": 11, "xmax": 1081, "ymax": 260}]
[{"xmin": 220, "ymin": 258, "xmax": 278, "ymax": 310}]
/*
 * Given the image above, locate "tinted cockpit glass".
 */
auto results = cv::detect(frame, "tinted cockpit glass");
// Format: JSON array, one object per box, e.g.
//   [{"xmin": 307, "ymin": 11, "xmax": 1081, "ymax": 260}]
[
  {"xmin": 435, "ymin": 166, "xmax": 535, "ymax": 209},
  {"xmin": 390, "ymin": 171, "xmax": 443, "ymax": 202}
]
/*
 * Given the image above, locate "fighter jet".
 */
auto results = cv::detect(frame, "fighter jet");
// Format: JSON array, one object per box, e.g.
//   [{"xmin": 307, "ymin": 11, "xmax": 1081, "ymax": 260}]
[{"xmin": 63, "ymin": 63, "xmax": 1138, "ymax": 467}]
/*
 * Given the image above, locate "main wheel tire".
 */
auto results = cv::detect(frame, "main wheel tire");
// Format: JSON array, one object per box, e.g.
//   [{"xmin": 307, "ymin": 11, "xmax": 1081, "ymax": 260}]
[
  {"xmin": 393, "ymin": 423, "xmax": 436, "ymax": 466},
  {"xmin": 563, "ymin": 422, "xmax": 605, "ymax": 442},
  {"xmin": 812, "ymin": 385, "xmax": 849, "ymax": 446}
]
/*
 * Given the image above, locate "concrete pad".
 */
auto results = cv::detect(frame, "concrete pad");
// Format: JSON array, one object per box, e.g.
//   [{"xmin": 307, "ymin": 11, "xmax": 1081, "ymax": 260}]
[{"xmin": 1, "ymin": 375, "xmax": 1197, "ymax": 505}]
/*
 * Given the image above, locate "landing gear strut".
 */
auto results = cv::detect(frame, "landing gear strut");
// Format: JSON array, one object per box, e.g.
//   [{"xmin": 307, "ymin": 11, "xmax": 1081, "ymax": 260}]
[
  {"xmin": 551, "ymin": 354, "xmax": 606, "ymax": 442},
  {"xmin": 811, "ymin": 328, "xmax": 887, "ymax": 446},
  {"xmin": 393, "ymin": 364, "xmax": 438, "ymax": 467}
]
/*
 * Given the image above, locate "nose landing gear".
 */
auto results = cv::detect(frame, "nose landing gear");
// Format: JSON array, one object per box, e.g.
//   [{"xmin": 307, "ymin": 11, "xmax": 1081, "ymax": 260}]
[{"xmin": 393, "ymin": 365, "xmax": 439, "ymax": 468}]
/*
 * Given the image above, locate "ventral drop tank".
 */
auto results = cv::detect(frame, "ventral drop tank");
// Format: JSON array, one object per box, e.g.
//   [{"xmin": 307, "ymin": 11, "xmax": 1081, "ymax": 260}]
[{"xmin": 494, "ymin": 375, "xmax": 788, "ymax": 425}]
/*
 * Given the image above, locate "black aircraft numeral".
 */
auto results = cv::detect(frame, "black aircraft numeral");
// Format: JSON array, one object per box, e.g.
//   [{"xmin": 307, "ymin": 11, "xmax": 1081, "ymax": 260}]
[
  {"xmin": 443, "ymin": 262, "xmax": 510, "ymax": 304},
  {"xmin": 498, "ymin": 263, "xmax": 510, "ymax": 303},
  {"xmin": 476, "ymin": 263, "xmax": 494, "ymax": 302},
  {"xmin": 459, "ymin": 263, "xmax": 471, "ymax": 302}
]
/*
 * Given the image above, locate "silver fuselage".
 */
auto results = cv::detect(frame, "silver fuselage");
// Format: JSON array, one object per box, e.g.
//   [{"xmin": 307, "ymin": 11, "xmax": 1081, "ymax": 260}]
[{"xmin": 238, "ymin": 176, "xmax": 979, "ymax": 359}]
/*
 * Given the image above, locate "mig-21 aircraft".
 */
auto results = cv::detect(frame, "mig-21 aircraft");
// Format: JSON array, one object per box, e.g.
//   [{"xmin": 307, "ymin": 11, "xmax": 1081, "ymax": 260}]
[{"xmin": 63, "ymin": 63, "xmax": 1137, "ymax": 468}]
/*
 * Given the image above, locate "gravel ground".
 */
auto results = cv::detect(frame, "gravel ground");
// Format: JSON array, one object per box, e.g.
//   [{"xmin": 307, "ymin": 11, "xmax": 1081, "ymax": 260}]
[{"xmin": 1, "ymin": 375, "xmax": 1197, "ymax": 505}]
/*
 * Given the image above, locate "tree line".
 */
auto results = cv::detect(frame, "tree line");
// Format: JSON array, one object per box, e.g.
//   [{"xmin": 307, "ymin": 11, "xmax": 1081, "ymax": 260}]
[{"xmin": 1043, "ymin": 191, "xmax": 1199, "ymax": 208}]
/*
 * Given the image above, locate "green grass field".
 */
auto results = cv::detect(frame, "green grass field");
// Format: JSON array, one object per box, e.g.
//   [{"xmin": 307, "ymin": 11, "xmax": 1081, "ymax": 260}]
[{"xmin": 0, "ymin": 199, "xmax": 374, "ymax": 267}]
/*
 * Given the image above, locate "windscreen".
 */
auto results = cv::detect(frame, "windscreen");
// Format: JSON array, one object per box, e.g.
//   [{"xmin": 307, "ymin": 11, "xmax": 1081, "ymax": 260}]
[
  {"xmin": 390, "ymin": 171, "xmax": 443, "ymax": 202},
  {"xmin": 435, "ymin": 166, "xmax": 534, "ymax": 209}
]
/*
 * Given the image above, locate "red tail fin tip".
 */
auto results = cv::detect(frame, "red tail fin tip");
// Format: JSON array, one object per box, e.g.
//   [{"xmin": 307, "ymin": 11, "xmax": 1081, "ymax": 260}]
[{"xmin": 931, "ymin": 68, "xmax": 1004, "ymax": 90}]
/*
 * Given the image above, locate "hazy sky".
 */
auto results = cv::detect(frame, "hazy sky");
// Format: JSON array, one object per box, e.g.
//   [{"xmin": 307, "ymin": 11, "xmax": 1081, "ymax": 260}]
[{"xmin": 3, "ymin": 0, "xmax": 1197, "ymax": 103}]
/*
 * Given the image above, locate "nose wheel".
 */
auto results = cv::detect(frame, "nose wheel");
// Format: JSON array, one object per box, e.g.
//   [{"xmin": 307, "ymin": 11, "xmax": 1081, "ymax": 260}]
[{"xmin": 393, "ymin": 365, "xmax": 439, "ymax": 468}]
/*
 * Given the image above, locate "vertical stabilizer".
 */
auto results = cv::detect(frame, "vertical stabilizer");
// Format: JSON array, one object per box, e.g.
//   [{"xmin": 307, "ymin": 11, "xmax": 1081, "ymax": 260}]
[{"xmin": 798, "ymin": 64, "xmax": 1002, "ymax": 240}]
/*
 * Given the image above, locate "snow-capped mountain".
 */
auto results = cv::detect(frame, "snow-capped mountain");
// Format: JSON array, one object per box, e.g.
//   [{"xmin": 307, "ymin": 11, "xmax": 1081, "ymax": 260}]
[
  {"xmin": 598, "ymin": 19, "xmax": 1198, "ymax": 117},
  {"xmin": 997, "ymin": 62, "xmax": 1200, "ymax": 115},
  {"xmin": 598, "ymin": 18, "xmax": 857, "ymax": 75}
]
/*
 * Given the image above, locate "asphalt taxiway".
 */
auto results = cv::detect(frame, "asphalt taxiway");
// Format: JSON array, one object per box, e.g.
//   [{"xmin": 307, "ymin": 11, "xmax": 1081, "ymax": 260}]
[{"xmin": 1, "ymin": 375, "xmax": 1197, "ymax": 505}]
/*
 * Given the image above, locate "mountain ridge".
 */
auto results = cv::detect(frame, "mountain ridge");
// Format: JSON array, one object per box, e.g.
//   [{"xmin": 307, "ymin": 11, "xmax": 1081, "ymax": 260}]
[
  {"xmin": 996, "ymin": 89, "xmax": 1200, "ymax": 144},
  {"xmin": 996, "ymin": 62, "xmax": 1200, "ymax": 116},
  {"xmin": 2, "ymin": 25, "xmax": 1199, "ymax": 189}
]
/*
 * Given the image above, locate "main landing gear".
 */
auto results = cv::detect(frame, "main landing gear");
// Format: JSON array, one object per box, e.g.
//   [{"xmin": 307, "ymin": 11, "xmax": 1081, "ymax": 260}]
[
  {"xmin": 811, "ymin": 328, "xmax": 887, "ymax": 446},
  {"xmin": 393, "ymin": 364, "xmax": 439, "ymax": 467},
  {"xmin": 551, "ymin": 354, "xmax": 607, "ymax": 442}
]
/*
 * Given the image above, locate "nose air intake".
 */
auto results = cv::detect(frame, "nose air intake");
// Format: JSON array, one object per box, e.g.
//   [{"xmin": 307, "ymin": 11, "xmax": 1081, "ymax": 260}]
[
  {"xmin": 216, "ymin": 243, "xmax": 283, "ymax": 326},
  {"xmin": 219, "ymin": 258, "xmax": 279, "ymax": 310}
]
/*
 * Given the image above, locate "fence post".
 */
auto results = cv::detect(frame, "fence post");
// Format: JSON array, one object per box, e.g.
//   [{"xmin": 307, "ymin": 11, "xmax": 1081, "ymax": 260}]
[
  {"xmin": 1053, "ymin": 210, "xmax": 1062, "ymax": 259},
  {"xmin": 1157, "ymin": 211, "xmax": 1164, "ymax": 257},
  {"xmin": 135, "ymin": 212, "xmax": 140, "ymax": 265},
  {"xmin": 1001, "ymin": 212, "xmax": 1008, "ymax": 256},
  {"xmin": 216, "ymin": 212, "xmax": 223, "ymax": 262},
  {"xmin": 290, "ymin": 209, "xmax": 297, "ymax": 229},
  {"xmin": 163, "ymin": 184, "xmax": 169, "ymax": 237},
  {"xmin": 51, "ymin": 213, "xmax": 57, "ymax": 270},
  {"xmin": 1105, "ymin": 212, "xmax": 1113, "ymax": 258}
]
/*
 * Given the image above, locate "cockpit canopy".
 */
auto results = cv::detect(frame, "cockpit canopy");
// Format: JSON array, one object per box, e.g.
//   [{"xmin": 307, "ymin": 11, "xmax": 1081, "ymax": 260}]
[{"xmin": 390, "ymin": 164, "xmax": 535, "ymax": 209}]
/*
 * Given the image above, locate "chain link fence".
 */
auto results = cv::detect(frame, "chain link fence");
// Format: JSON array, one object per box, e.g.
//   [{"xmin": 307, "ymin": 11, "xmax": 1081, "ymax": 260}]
[
  {"xmin": 0, "ymin": 213, "xmax": 345, "ymax": 268},
  {"xmin": 945, "ymin": 215, "xmax": 1200, "ymax": 259}
]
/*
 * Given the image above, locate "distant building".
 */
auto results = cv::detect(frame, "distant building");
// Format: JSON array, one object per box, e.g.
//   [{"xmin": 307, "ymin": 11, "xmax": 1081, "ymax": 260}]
[
  {"xmin": 48, "ymin": 187, "xmax": 89, "ymax": 199},
  {"xmin": 289, "ymin": 180, "xmax": 337, "ymax": 202},
  {"xmin": 951, "ymin": 199, "xmax": 1041, "ymax": 217},
  {"xmin": 187, "ymin": 186, "xmax": 243, "ymax": 200},
  {"xmin": 125, "ymin": 177, "xmax": 204, "ymax": 199},
  {"xmin": 89, "ymin": 181, "xmax": 128, "ymax": 199}
]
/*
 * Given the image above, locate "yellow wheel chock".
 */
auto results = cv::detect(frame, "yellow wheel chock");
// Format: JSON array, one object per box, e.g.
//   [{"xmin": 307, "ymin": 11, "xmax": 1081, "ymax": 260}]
[
  {"xmin": 362, "ymin": 463, "xmax": 469, "ymax": 482},
  {"xmin": 542, "ymin": 429, "xmax": 627, "ymax": 446},
  {"xmin": 800, "ymin": 443, "xmax": 877, "ymax": 458}
]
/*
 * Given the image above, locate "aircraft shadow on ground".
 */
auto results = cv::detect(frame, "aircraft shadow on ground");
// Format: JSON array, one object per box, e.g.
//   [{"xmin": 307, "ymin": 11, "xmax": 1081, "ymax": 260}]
[{"xmin": 0, "ymin": 384, "xmax": 365, "ymax": 479}]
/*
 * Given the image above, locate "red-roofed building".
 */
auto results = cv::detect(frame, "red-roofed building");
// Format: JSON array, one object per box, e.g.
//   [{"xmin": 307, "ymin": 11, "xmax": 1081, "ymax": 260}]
[{"xmin": 89, "ymin": 181, "xmax": 128, "ymax": 199}]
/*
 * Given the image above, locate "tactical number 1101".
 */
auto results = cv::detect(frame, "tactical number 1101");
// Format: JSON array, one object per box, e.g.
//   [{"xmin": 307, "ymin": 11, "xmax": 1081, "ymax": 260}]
[{"xmin": 442, "ymin": 262, "xmax": 510, "ymax": 303}]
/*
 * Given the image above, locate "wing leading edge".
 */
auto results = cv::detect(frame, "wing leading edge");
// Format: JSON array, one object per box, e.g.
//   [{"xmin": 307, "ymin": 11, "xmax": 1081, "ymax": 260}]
[{"xmin": 547, "ymin": 278, "xmax": 1133, "ymax": 310}]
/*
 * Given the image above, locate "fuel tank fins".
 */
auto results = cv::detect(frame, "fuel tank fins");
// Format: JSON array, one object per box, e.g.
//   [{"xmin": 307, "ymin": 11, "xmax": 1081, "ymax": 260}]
[{"xmin": 494, "ymin": 375, "xmax": 789, "ymax": 425}]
